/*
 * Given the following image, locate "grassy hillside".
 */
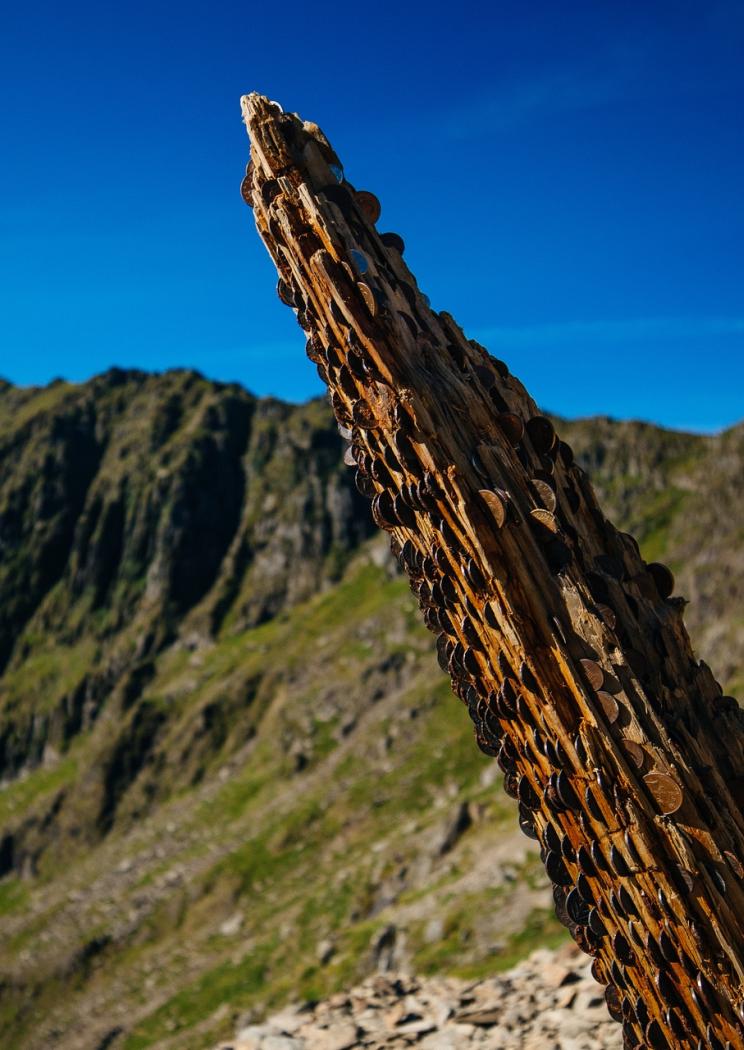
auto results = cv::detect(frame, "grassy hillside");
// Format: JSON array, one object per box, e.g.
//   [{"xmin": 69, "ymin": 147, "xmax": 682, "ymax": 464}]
[{"xmin": 0, "ymin": 372, "xmax": 740, "ymax": 1049}]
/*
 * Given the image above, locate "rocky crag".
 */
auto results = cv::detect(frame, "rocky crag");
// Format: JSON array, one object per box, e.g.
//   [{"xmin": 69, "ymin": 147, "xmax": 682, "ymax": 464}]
[
  {"xmin": 215, "ymin": 943, "xmax": 622, "ymax": 1050},
  {"xmin": 0, "ymin": 370, "xmax": 740, "ymax": 1050}
]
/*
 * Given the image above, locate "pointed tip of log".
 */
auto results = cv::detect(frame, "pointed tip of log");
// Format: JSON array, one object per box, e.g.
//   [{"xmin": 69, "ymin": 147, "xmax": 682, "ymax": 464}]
[{"xmin": 240, "ymin": 93, "xmax": 283, "ymax": 124}]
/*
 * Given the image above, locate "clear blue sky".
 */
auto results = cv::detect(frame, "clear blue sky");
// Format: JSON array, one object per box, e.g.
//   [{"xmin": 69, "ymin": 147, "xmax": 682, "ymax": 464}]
[{"xmin": 2, "ymin": 1, "xmax": 743, "ymax": 431}]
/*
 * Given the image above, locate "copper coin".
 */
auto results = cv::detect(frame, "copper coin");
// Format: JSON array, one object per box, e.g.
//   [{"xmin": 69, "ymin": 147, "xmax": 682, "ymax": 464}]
[
  {"xmin": 596, "ymin": 690, "xmax": 619, "ymax": 724},
  {"xmin": 596, "ymin": 603, "xmax": 617, "ymax": 630},
  {"xmin": 352, "ymin": 401, "xmax": 379, "ymax": 429},
  {"xmin": 532, "ymin": 478, "xmax": 557, "ymax": 512},
  {"xmin": 610, "ymin": 844, "xmax": 630, "ymax": 877},
  {"xmin": 643, "ymin": 771, "xmax": 684, "ymax": 815},
  {"xmin": 380, "ymin": 231, "xmax": 405, "ymax": 254},
  {"xmin": 260, "ymin": 178, "xmax": 281, "ymax": 204},
  {"xmin": 567, "ymin": 888, "xmax": 591, "ymax": 925},
  {"xmin": 358, "ymin": 282, "xmax": 376, "ymax": 315},
  {"xmin": 496, "ymin": 412, "xmax": 525, "ymax": 446},
  {"xmin": 545, "ymin": 849, "xmax": 572, "ymax": 886},
  {"xmin": 658, "ymin": 927, "xmax": 678, "ymax": 963},
  {"xmin": 530, "ymin": 508, "xmax": 559, "ymax": 533},
  {"xmin": 518, "ymin": 775, "xmax": 540, "ymax": 811},
  {"xmin": 612, "ymin": 931, "xmax": 634, "ymax": 966},
  {"xmin": 354, "ymin": 190, "xmax": 382, "ymax": 224},
  {"xmin": 590, "ymin": 957, "xmax": 607, "ymax": 985},
  {"xmin": 647, "ymin": 561, "xmax": 675, "ymax": 600},
  {"xmin": 465, "ymin": 557, "xmax": 487, "ymax": 592},
  {"xmin": 276, "ymin": 278, "xmax": 296, "ymax": 307},
  {"xmin": 556, "ymin": 771, "xmax": 579, "ymax": 810},
  {"xmin": 503, "ymin": 771, "xmax": 520, "ymax": 799},
  {"xmin": 519, "ymin": 808, "xmax": 539, "ymax": 840},
  {"xmin": 605, "ymin": 985, "xmax": 623, "ymax": 1023},
  {"xmin": 580, "ymin": 658, "xmax": 604, "ymax": 691},
  {"xmin": 240, "ymin": 173, "xmax": 253, "ymax": 205},
  {"xmin": 479, "ymin": 489, "xmax": 507, "ymax": 528},
  {"xmin": 525, "ymin": 415, "xmax": 557, "ymax": 454},
  {"xmin": 544, "ymin": 822, "xmax": 561, "ymax": 853}
]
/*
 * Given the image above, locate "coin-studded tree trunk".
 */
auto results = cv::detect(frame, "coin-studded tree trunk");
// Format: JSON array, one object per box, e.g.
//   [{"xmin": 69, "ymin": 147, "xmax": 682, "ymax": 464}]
[{"xmin": 241, "ymin": 93, "xmax": 744, "ymax": 1050}]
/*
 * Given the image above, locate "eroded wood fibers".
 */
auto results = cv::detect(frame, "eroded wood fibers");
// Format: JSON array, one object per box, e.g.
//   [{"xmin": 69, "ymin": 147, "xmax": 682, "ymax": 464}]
[{"xmin": 241, "ymin": 93, "xmax": 744, "ymax": 1049}]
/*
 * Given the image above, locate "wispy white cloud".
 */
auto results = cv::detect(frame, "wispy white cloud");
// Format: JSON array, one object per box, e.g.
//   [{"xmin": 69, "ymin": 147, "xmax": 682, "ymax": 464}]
[{"xmin": 472, "ymin": 316, "xmax": 744, "ymax": 348}]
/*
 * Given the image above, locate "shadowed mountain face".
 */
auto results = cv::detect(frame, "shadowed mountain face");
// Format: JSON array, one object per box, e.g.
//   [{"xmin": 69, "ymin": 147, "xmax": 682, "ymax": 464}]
[{"xmin": 0, "ymin": 371, "xmax": 740, "ymax": 1050}]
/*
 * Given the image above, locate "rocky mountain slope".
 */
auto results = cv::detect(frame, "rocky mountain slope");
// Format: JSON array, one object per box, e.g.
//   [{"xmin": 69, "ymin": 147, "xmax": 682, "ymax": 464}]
[{"xmin": 0, "ymin": 370, "xmax": 740, "ymax": 1050}]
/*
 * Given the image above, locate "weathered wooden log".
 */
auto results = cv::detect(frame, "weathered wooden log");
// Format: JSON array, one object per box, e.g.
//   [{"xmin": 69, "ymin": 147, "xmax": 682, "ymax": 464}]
[{"xmin": 240, "ymin": 92, "xmax": 744, "ymax": 1048}]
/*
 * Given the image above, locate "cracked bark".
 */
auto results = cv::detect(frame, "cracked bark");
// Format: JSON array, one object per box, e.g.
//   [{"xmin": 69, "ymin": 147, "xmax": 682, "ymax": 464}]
[{"xmin": 241, "ymin": 92, "xmax": 744, "ymax": 1050}]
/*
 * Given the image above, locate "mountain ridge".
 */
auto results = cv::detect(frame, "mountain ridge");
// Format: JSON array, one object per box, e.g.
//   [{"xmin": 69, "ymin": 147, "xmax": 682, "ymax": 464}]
[{"xmin": 0, "ymin": 369, "xmax": 741, "ymax": 1050}]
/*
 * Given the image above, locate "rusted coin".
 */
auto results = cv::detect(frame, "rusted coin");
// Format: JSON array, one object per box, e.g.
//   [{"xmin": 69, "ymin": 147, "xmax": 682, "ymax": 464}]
[
  {"xmin": 590, "ymin": 956, "xmax": 607, "ymax": 985},
  {"xmin": 475, "ymin": 731, "xmax": 499, "ymax": 757},
  {"xmin": 604, "ymin": 985, "xmax": 624, "ymax": 1023},
  {"xmin": 465, "ymin": 557, "xmax": 487, "ymax": 592},
  {"xmin": 567, "ymin": 888, "xmax": 591, "ymax": 925},
  {"xmin": 530, "ymin": 508, "xmax": 559, "ymax": 533},
  {"xmin": 526, "ymin": 415, "xmax": 557, "ymax": 454},
  {"xmin": 643, "ymin": 770, "xmax": 683, "ymax": 815},
  {"xmin": 545, "ymin": 849, "xmax": 572, "ymax": 886},
  {"xmin": 532, "ymin": 478, "xmax": 557, "ymax": 512},
  {"xmin": 393, "ymin": 492, "xmax": 416, "ymax": 528},
  {"xmin": 588, "ymin": 907, "xmax": 606, "ymax": 937},
  {"xmin": 354, "ymin": 189, "xmax": 381, "ymax": 223},
  {"xmin": 612, "ymin": 931, "xmax": 635, "ymax": 966},
  {"xmin": 580, "ymin": 658, "xmax": 604, "ymax": 691},
  {"xmin": 705, "ymin": 862, "xmax": 727, "ymax": 896},
  {"xmin": 596, "ymin": 604, "xmax": 617, "ymax": 631},
  {"xmin": 496, "ymin": 412, "xmax": 525, "ymax": 446},
  {"xmin": 584, "ymin": 785, "xmax": 603, "ymax": 821},
  {"xmin": 644, "ymin": 1020, "xmax": 668, "ymax": 1049},
  {"xmin": 462, "ymin": 647, "xmax": 481, "ymax": 677},
  {"xmin": 518, "ymin": 775, "xmax": 540, "ymax": 811},
  {"xmin": 610, "ymin": 844, "xmax": 631, "ymax": 877},
  {"xmin": 665, "ymin": 1009, "xmax": 686, "ymax": 1043},
  {"xmin": 261, "ymin": 178, "xmax": 281, "ymax": 204},
  {"xmin": 518, "ymin": 806, "xmax": 539, "ymax": 840},
  {"xmin": 352, "ymin": 401, "xmax": 378, "ymax": 429},
  {"xmin": 276, "ymin": 278, "xmax": 296, "ymax": 307},
  {"xmin": 479, "ymin": 489, "xmax": 507, "ymax": 528},
  {"xmin": 503, "ymin": 771, "xmax": 520, "ymax": 799},
  {"xmin": 544, "ymin": 822, "xmax": 561, "ymax": 853},
  {"xmin": 240, "ymin": 173, "xmax": 253, "ymax": 205},
  {"xmin": 646, "ymin": 561, "xmax": 675, "ymax": 599},
  {"xmin": 358, "ymin": 282, "xmax": 377, "ymax": 315},
  {"xmin": 558, "ymin": 440, "xmax": 575, "ymax": 468},
  {"xmin": 556, "ymin": 771, "xmax": 579, "ymax": 810},
  {"xmin": 658, "ymin": 927, "xmax": 678, "ymax": 963},
  {"xmin": 596, "ymin": 690, "xmax": 619, "ymax": 724},
  {"xmin": 380, "ymin": 231, "xmax": 405, "ymax": 254}
]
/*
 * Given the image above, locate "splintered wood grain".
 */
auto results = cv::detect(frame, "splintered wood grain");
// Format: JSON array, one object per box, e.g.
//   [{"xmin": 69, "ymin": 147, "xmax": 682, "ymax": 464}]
[{"xmin": 241, "ymin": 92, "xmax": 744, "ymax": 1049}]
